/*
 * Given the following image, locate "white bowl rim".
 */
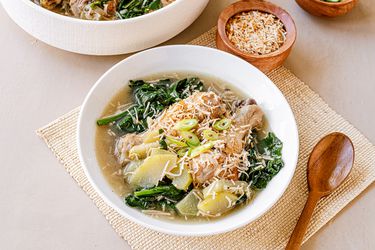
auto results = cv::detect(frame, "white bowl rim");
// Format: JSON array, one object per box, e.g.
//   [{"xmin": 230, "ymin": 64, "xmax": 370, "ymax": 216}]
[
  {"xmin": 22, "ymin": 0, "xmax": 182, "ymax": 25},
  {"xmin": 77, "ymin": 45, "xmax": 299, "ymax": 236}
]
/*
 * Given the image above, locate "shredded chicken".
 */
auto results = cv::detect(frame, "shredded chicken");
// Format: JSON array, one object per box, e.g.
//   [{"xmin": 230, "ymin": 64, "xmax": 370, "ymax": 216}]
[
  {"xmin": 106, "ymin": 0, "xmax": 118, "ymax": 16},
  {"xmin": 150, "ymin": 91, "xmax": 227, "ymax": 137},
  {"xmin": 192, "ymin": 152, "xmax": 223, "ymax": 183},
  {"xmin": 233, "ymin": 97, "xmax": 257, "ymax": 109},
  {"xmin": 40, "ymin": 0, "xmax": 62, "ymax": 9},
  {"xmin": 149, "ymin": 92, "xmax": 263, "ymax": 185},
  {"xmin": 224, "ymin": 105, "xmax": 264, "ymax": 155},
  {"xmin": 161, "ymin": 0, "xmax": 174, "ymax": 6},
  {"xmin": 69, "ymin": 0, "xmax": 88, "ymax": 16},
  {"xmin": 70, "ymin": 0, "xmax": 119, "ymax": 20},
  {"xmin": 115, "ymin": 133, "xmax": 142, "ymax": 165}
]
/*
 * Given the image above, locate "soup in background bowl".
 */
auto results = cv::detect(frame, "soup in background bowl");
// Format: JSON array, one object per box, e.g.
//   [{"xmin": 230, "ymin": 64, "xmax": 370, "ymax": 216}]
[
  {"xmin": 32, "ymin": 0, "xmax": 176, "ymax": 21},
  {"xmin": 78, "ymin": 45, "xmax": 299, "ymax": 236},
  {"xmin": 1, "ymin": 0, "xmax": 209, "ymax": 55}
]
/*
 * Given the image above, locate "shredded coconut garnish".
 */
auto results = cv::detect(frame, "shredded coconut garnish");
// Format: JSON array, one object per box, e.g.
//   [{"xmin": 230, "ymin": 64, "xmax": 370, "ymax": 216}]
[
  {"xmin": 226, "ymin": 11, "xmax": 287, "ymax": 55},
  {"xmin": 141, "ymin": 210, "xmax": 172, "ymax": 217}
]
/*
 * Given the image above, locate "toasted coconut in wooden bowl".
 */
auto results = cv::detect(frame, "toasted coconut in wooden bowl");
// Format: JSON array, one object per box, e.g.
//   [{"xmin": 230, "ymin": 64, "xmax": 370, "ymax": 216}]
[
  {"xmin": 295, "ymin": 0, "xmax": 358, "ymax": 17},
  {"xmin": 216, "ymin": 0, "xmax": 296, "ymax": 73}
]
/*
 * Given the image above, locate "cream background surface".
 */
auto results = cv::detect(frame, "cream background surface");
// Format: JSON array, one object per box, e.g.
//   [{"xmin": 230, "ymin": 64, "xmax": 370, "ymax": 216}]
[{"xmin": 0, "ymin": 0, "xmax": 374, "ymax": 249}]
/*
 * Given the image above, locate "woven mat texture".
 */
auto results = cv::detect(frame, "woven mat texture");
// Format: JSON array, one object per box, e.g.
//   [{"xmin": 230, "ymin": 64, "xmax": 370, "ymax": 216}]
[{"xmin": 37, "ymin": 27, "xmax": 375, "ymax": 250}]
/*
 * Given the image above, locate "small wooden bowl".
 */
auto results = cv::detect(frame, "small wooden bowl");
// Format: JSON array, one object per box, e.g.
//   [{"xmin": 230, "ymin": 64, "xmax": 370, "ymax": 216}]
[
  {"xmin": 295, "ymin": 0, "xmax": 358, "ymax": 17},
  {"xmin": 216, "ymin": 0, "xmax": 297, "ymax": 73}
]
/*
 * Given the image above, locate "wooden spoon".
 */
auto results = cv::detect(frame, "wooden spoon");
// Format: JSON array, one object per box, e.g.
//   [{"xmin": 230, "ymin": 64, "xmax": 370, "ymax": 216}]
[{"xmin": 286, "ymin": 132, "xmax": 354, "ymax": 250}]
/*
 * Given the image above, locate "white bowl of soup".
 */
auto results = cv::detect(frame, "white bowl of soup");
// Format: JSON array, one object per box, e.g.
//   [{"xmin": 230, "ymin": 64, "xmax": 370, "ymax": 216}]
[
  {"xmin": 1, "ymin": 0, "xmax": 209, "ymax": 55},
  {"xmin": 78, "ymin": 45, "xmax": 299, "ymax": 236}
]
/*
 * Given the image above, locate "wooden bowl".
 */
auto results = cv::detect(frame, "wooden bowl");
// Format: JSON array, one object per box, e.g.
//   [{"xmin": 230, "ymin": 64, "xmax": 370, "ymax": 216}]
[
  {"xmin": 216, "ymin": 0, "xmax": 296, "ymax": 73},
  {"xmin": 295, "ymin": 0, "xmax": 358, "ymax": 17}
]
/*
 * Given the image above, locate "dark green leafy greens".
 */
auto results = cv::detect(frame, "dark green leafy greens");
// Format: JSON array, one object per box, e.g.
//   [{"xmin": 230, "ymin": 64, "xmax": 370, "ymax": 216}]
[
  {"xmin": 90, "ymin": 0, "xmax": 110, "ymax": 9},
  {"xmin": 158, "ymin": 129, "xmax": 168, "ymax": 150},
  {"xmin": 117, "ymin": 0, "xmax": 162, "ymax": 19},
  {"xmin": 96, "ymin": 77, "xmax": 203, "ymax": 134},
  {"xmin": 125, "ymin": 184, "xmax": 186, "ymax": 211},
  {"xmin": 159, "ymin": 136, "xmax": 168, "ymax": 150},
  {"xmin": 240, "ymin": 132, "xmax": 284, "ymax": 190}
]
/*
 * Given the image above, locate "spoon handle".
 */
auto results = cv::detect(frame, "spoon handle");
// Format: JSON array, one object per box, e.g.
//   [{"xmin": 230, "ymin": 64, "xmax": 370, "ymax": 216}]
[{"xmin": 286, "ymin": 192, "xmax": 321, "ymax": 250}]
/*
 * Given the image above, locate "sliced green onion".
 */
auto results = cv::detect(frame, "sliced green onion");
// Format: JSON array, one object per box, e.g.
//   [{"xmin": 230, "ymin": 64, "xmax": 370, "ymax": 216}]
[
  {"xmin": 190, "ymin": 142, "xmax": 215, "ymax": 158},
  {"xmin": 213, "ymin": 118, "xmax": 231, "ymax": 131},
  {"xmin": 202, "ymin": 129, "xmax": 219, "ymax": 141},
  {"xmin": 180, "ymin": 131, "xmax": 200, "ymax": 147},
  {"xmin": 177, "ymin": 148, "xmax": 190, "ymax": 157},
  {"xmin": 96, "ymin": 110, "xmax": 128, "ymax": 126},
  {"xmin": 174, "ymin": 119, "xmax": 198, "ymax": 131},
  {"xmin": 166, "ymin": 136, "xmax": 187, "ymax": 147}
]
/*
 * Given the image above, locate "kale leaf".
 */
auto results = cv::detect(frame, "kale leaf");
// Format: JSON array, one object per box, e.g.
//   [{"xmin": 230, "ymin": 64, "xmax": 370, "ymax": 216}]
[{"xmin": 240, "ymin": 132, "xmax": 284, "ymax": 190}]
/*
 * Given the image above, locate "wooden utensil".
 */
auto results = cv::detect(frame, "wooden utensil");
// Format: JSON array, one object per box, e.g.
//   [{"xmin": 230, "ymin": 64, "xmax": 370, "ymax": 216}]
[
  {"xmin": 216, "ymin": 0, "xmax": 296, "ymax": 73},
  {"xmin": 295, "ymin": 0, "xmax": 358, "ymax": 17},
  {"xmin": 286, "ymin": 132, "xmax": 354, "ymax": 250}
]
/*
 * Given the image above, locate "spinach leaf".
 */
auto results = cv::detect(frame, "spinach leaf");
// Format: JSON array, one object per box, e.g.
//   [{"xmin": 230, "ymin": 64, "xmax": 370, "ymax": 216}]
[
  {"xmin": 134, "ymin": 185, "xmax": 185, "ymax": 199},
  {"xmin": 159, "ymin": 137, "xmax": 168, "ymax": 150},
  {"xmin": 125, "ymin": 184, "xmax": 186, "ymax": 211},
  {"xmin": 240, "ymin": 132, "xmax": 284, "ymax": 190},
  {"xmin": 158, "ymin": 129, "xmax": 168, "ymax": 150},
  {"xmin": 96, "ymin": 77, "xmax": 203, "ymax": 134},
  {"xmin": 117, "ymin": 0, "xmax": 162, "ymax": 19}
]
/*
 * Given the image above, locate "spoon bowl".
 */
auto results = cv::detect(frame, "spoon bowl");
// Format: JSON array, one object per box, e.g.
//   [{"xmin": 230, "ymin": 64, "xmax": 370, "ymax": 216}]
[{"xmin": 308, "ymin": 132, "xmax": 354, "ymax": 196}]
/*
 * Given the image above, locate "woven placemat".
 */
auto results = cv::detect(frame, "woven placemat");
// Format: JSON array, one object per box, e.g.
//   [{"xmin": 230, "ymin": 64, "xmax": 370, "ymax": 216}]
[{"xmin": 37, "ymin": 27, "xmax": 375, "ymax": 250}]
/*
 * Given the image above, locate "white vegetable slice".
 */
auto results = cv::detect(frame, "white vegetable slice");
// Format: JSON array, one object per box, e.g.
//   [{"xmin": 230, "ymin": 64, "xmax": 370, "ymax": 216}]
[
  {"xmin": 129, "ymin": 154, "xmax": 177, "ymax": 187},
  {"xmin": 123, "ymin": 160, "xmax": 142, "ymax": 183},
  {"xmin": 172, "ymin": 166, "xmax": 193, "ymax": 191},
  {"xmin": 150, "ymin": 148, "xmax": 176, "ymax": 156},
  {"xmin": 176, "ymin": 190, "xmax": 202, "ymax": 216},
  {"xmin": 142, "ymin": 130, "xmax": 160, "ymax": 143},
  {"xmin": 129, "ymin": 142, "xmax": 160, "ymax": 159},
  {"xmin": 202, "ymin": 180, "xmax": 249, "ymax": 198},
  {"xmin": 197, "ymin": 191, "xmax": 238, "ymax": 216}
]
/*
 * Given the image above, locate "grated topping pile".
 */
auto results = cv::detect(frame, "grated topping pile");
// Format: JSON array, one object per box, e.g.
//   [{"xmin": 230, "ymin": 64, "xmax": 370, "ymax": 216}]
[{"xmin": 226, "ymin": 11, "xmax": 287, "ymax": 55}]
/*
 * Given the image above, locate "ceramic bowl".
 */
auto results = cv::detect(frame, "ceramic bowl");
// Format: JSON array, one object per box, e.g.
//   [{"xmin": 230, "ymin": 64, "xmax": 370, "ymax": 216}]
[
  {"xmin": 78, "ymin": 45, "xmax": 299, "ymax": 236},
  {"xmin": 1, "ymin": 0, "xmax": 209, "ymax": 55},
  {"xmin": 295, "ymin": 0, "xmax": 358, "ymax": 17}
]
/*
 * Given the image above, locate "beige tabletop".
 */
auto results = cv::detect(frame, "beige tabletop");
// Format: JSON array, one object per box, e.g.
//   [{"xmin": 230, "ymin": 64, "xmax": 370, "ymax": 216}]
[{"xmin": 0, "ymin": 0, "xmax": 374, "ymax": 249}]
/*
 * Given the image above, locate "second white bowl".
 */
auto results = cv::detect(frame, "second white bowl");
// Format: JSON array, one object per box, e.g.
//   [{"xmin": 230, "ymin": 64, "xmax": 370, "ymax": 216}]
[{"xmin": 1, "ymin": 0, "xmax": 209, "ymax": 55}]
